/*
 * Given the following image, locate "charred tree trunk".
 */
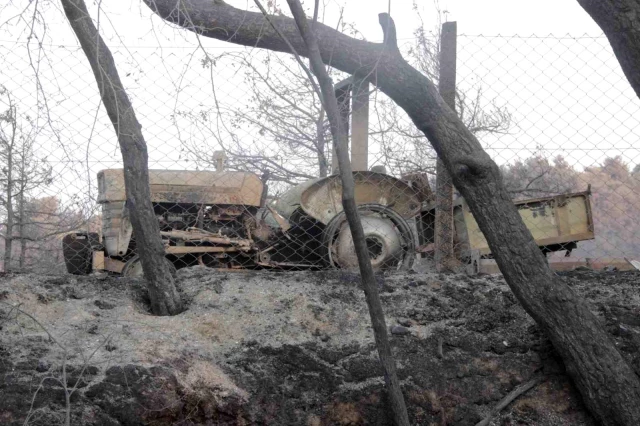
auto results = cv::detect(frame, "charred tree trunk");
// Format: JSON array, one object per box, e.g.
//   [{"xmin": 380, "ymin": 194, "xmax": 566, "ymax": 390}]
[
  {"xmin": 17, "ymin": 146, "xmax": 28, "ymax": 270},
  {"xmin": 285, "ymin": 1, "xmax": 409, "ymax": 424},
  {"xmin": 61, "ymin": 0, "xmax": 183, "ymax": 315},
  {"xmin": 4, "ymin": 156, "xmax": 13, "ymax": 272},
  {"xmin": 144, "ymin": 1, "xmax": 640, "ymax": 423},
  {"xmin": 18, "ymin": 235, "xmax": 25, "ymax": 270},
  {"xmin": 577, "ymin": 0, "xmax": 640, "ymax": 99},
  {"xmin": 17, "ymin": 185, "xmax": 25, "ymax": 270},
  {"xmin": 3, "ymin": 118, "xmax": 15, "ymax": 273}
]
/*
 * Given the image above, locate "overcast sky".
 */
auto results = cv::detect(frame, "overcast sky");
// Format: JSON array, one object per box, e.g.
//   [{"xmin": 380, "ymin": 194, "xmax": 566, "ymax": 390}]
[
  {"xmin": 24, "ymin": 1, "xmax": 603, "ymax": 47},
  {"xmin": 341, "ymin": 0, "xmax": 602, "ymax": 40},
  {"xmin": 0, "ymin": 0, "xmax": 637, "ymax": 206}
]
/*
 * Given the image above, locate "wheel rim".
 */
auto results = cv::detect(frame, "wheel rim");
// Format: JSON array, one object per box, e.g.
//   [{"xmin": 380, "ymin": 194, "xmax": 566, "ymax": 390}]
[{"xmin": 323, "ymin": 203, "xmax": 415, "ymax": 271}]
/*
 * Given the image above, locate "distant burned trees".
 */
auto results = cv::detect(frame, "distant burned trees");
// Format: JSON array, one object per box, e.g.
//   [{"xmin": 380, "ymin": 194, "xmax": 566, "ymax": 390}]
[
  {"xmin": 0, "ymin": 86, "xmax": 89, "ymax": 272},
  {"xmin": 0, "ymin": 87, "xmax": 52, "ymax": 271},
  {"xmin": 501, "ymin": 154, "xmax": 580, "ymax": 199}
]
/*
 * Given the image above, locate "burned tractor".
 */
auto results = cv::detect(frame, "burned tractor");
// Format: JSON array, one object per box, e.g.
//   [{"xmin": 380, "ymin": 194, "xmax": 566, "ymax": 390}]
[
  {"xmin": 63, "ymin": 168, "xmax": 596, "ymax": 277},
  {"xmin": 63, "ymin": 169, "xmax": 421, "ymax": 277}
]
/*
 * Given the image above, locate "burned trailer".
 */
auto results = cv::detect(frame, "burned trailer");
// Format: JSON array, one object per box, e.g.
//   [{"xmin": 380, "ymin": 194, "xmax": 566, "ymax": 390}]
[
  {"xmin": 415, "ymin": 189, "xmax": 596, "ymax": 272},
  {"xmin": 63, "ymin": 169, "xmax": 421, "ymax": 276}
]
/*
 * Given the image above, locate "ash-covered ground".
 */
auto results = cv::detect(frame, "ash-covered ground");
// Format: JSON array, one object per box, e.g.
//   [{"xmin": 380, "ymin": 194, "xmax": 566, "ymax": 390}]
[{"xmin": 1, "ymin": 267, "xmax": 639, "ymax": 425}]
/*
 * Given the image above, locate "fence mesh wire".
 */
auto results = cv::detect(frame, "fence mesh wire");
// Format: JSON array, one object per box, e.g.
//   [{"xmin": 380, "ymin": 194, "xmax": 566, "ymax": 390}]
[{"xmin": 1, "ymin": 24, "xmax": 638, "ymax": 275}]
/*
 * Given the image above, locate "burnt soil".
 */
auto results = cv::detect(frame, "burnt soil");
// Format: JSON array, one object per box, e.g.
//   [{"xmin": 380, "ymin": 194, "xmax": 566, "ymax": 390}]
[{"xmin": 1, "ymin": 268, "xmax": 639, "ymax": 425}]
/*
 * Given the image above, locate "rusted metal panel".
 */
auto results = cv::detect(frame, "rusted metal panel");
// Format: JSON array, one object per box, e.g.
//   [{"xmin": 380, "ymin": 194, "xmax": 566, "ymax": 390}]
[
  {"xmin": 101, "ymin": 201, "xmax": 132, "ymax": 257},
  {"xmin": 458, "ymin": 191, "xmax": 594, "ymax": 256},
  {"xmin": 160, "ymin": 229, "xmax": 252, "ymax": 253},
  {"xmin": 297, "ymin": 171, "xmax": 422, "ymax": 225},
  {"xmin": 401, "ymin": 172, "xmax": 434, "ymax": 203},
  {"xmin": 97, "ymin": 169, "xmax": 264, "ymax": 206},
  {"xmin": 160, "ymin": 229, "xmax": 253, "ymax": 250},
  {"xmin": 266, "ymin": 205, "xmax": 291, "ymax": 231},
  {"xmin": 92, "ymin": 250, "xmax": 105, "ymax": 271},
  {"xmin": 273, "ymin": 176, "xmax": 320, "ymax": 220},
  {"xmin": 165, "ymin": 246, "xmax": 244, "ymax": 254},
  {"xmin": 103, "ymin": 257, "xmax": 126, "ymax": 274}
]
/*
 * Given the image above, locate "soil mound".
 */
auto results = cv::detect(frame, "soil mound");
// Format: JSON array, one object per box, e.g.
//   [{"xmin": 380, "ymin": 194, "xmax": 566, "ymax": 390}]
[{"xmin": 1, "ymin": 268, "xmax": 638, "ymax": 425}]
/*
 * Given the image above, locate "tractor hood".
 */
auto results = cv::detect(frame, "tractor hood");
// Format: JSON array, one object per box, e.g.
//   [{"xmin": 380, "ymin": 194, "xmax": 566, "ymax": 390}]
[{"xmin": 97, "ymin": 169, "xmax": 264, "ymax": 207}]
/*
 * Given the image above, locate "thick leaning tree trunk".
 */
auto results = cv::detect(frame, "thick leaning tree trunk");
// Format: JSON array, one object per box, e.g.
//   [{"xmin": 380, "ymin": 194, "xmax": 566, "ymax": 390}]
[
  {"xmin": 576, "ymin": 0, "xmax": 640, "ymax": 99},
  {"xmin": 61, "ymin": 0, "xmax": 183, "ymax": 315},
  {"xmin": 143, "ymin": 1, "xmax": 640, "ymax": 423}
]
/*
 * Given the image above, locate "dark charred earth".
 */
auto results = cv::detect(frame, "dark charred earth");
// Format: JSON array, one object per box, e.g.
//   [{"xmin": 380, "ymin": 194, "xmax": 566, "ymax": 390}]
[{"xmin": 1, "ymin": 267, "xmax": 639, "ymax": 425}]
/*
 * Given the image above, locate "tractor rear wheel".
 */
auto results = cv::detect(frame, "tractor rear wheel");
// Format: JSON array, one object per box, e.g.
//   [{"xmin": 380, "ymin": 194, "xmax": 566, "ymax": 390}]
[{"xmin": 322, "ymin": 204, "xmax": 415, "ymax": 271}]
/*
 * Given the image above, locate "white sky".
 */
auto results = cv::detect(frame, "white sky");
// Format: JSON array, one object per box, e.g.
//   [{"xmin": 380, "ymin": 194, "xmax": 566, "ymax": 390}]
[
  {"xmin": 0, "ymin": 0, "xmax": 637, "ymax": 207},
  {"xmin": 18, "ymin": 1, "xmax": 603, "ymax": 46},
  {"xmin": 343, "ymin": 0, "xmax": 602, "ymax": 39}
]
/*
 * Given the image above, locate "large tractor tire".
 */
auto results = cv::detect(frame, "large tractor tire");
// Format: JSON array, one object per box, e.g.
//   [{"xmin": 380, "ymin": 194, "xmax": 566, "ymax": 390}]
[
  {"xmin": 322, "ymin": 203, "xmax": 416, "ymax": 271},
  {"xmin": 62, "ymin": 233, "xmax": 100, "ymax": 275}
]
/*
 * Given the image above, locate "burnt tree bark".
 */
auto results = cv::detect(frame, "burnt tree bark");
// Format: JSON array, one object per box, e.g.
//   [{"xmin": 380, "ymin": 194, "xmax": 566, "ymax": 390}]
[
  {"xmin": 61, "ymin": 0, "xmax": 183, "ymax": 315},
  {"xmin": 143, "ymin": 1, "xmax": 640, "ymax": 423},
  {"xmin": 2, "ymin": 103, "xmax": 16, "ymax": 272},
  {"xmin": 577, "ymin": 0, "xmax": 640, "ymax": 99},
  {"xmin": 285, "ymin": 1, "xmax": 409, "ymax": 424}
]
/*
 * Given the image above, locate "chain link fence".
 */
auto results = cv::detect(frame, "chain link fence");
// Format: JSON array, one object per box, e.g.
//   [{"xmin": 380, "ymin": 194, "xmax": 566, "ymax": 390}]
[{"xmin": 0, "ymin": 27, "xmax": 638, "ymax": 275}]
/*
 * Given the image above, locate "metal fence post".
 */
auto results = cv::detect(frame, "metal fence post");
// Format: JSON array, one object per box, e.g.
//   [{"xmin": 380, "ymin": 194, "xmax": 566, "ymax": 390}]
[
  {"xmin": 332, "ymin": 79, "xmax": 351, "ymax": 174},
  {"xmin": 351, "ymin": 77, "xmax": 369, "ymax": 171},
  {"xmin": 435, "ymin": 21, "xmax": 457, "ymax": 272}
]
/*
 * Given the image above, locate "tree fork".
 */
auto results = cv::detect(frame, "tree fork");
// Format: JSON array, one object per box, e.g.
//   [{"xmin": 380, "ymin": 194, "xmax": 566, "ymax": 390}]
[
  {"xmin": 61, "ymin": 0, "xmax": 183, "ymax": 315},
  {"xmin": 144, "ymin": 0, "xmax": 640, "ymax": 422}
]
